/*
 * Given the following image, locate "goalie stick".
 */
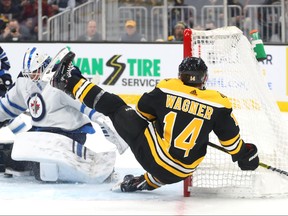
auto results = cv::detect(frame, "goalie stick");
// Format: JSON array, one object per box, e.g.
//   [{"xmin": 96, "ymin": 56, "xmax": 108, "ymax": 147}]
[
  {"xmin": 207, "ymin": 142, "xmax": 288, "ymax": 177},
  {"xmin": 41, "ymin": 47, "xmax": 69, "ymax": 82}
]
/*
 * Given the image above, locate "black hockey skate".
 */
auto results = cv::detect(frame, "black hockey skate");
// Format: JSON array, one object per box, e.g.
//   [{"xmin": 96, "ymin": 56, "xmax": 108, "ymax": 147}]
[{"xmin": 50, "ymin": 51, "xmax": 75, "ymax": 93}]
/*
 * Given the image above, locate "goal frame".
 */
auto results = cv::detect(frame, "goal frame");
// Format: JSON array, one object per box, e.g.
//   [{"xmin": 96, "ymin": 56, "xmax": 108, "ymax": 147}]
[
  {"xmin": 181, "ymin": 26, "xmax": 288, "ymax": 198},
  {"xmin": 183, "ymin": 28, "xmax": 193, "ymax": 197}
]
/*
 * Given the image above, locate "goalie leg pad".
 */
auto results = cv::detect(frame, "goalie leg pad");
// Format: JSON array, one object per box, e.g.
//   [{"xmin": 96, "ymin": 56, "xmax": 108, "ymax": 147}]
[
  {"xmin": 39, "ymin": 163, "xmax": 58, "ymax": 181},
  {"xmin": 12, "ymin": 131, "xmax": 116, "ymax": 183}
]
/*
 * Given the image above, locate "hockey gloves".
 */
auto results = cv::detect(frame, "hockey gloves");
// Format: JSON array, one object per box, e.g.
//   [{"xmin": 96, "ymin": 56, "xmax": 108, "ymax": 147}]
[
  {"xmin": 0, "ymin": 73, "xmax": 13, "ymax": 96},
  {"xmin": 237, "ymin": 143, "xmax": 259, "ymax": 171},
  {"xmin": 120, "ymin": 174, "xmax": 156, "ymax": 192}
]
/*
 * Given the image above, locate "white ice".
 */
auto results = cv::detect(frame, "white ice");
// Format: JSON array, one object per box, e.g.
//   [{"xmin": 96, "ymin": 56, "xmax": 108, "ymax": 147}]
[{"xmin": 0, "ymin": 114, "xmax": 288, "ymax": 215}]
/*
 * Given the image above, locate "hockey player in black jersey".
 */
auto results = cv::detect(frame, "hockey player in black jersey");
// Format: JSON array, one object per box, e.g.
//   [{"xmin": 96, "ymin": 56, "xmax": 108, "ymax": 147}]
[{"xmin": 51, "ymin": 52, "xmax": 259, "ymax": 192}]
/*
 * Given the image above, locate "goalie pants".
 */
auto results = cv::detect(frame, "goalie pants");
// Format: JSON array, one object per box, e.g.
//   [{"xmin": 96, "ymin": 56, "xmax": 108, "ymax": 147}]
[{"xmin": 94, "ymin": 92, "xmax": 189, "ymax": 185}]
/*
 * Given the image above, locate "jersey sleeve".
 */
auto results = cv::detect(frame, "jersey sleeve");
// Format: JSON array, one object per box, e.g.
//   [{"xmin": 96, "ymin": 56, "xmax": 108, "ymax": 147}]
[
  {"xmin": 136, "ymin": 88, "xmax": 160, "ymax": 121},
  {"xmin": 213, "ymin": 108, "xmax": 246, "ymax": 161},
  {"xmin": 59, "ymin": 89, "xmax": 99, "ymax": 121},
  {"xmin": 0, "ymin": 79, "xmax": 28, "ymax": 121}
]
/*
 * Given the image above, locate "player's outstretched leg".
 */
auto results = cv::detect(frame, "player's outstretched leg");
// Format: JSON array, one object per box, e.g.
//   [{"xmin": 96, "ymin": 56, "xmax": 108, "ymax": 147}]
[{"xmin": 51, "ymin": 51, "xmax": 103, "ymax": 109}]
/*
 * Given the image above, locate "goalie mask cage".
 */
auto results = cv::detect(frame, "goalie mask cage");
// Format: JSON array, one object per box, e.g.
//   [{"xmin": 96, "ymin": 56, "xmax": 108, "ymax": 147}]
[{"xmin": 183, "ymin": 26, "xmax": 288, "ymax": 198}]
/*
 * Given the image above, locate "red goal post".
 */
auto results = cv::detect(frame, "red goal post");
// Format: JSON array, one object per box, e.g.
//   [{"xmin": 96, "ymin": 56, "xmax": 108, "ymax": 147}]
[{"xmin": 182, "ymin": 26, "xmax": 288, "ymax": 198}]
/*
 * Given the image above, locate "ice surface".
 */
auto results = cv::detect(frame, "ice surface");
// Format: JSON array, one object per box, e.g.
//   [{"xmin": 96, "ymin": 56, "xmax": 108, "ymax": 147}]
[{"xmin": 0, "ymin": 114, "xmax": 288, "ymax": 215}]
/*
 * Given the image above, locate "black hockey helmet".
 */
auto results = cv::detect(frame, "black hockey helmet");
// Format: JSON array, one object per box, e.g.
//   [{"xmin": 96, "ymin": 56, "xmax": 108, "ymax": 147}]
[{"xmin": 178, "ymin": 57, "xmax": 208, "ymax": 86}]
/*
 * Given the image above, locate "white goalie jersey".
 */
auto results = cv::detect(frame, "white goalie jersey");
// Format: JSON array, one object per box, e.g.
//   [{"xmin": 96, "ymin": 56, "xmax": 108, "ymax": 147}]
[
  {"xmin": 0, "ymin": 76, "xmax": 97, "ymax": 130},
  {"xmin": 0, "ymin": 75, "xmax": 128, "ymax": 183}
]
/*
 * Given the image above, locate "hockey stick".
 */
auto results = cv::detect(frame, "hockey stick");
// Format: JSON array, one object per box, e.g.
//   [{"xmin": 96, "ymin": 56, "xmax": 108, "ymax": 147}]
[
  {"xmin": 41, "ymin": 47, "xmax": 69, "ymax": 82},
  {"xmin": 207, "ymin": 142, "xmax": 288, "ymax": 177}
]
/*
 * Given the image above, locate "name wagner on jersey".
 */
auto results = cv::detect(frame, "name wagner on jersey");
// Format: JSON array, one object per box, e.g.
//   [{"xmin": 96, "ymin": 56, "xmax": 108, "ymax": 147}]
[{"xmin": 166, "ymin": 94, "xmax": 213, "ymax": 120}]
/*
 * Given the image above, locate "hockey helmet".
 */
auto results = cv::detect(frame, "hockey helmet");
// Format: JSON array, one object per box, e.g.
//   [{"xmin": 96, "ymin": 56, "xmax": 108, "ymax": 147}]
[
  {"xmin": 178, "ymin": 57, "xmax": 208, "ymax": 86},
  {"xmin": 22, "ymin": 47, "xmax": 51, "ymax": 81}
]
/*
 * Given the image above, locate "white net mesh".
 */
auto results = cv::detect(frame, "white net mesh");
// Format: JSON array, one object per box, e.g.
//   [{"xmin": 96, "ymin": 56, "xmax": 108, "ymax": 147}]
[{"xmin": 185, "ymin": 26, "xmax": 288, "ymax": 198}]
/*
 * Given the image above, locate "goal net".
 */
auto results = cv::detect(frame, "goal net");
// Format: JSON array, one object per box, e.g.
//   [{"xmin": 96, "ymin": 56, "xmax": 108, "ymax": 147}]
[{"xmin": 183, "ymin": 26, "xmax": 288, "ymax": 198}]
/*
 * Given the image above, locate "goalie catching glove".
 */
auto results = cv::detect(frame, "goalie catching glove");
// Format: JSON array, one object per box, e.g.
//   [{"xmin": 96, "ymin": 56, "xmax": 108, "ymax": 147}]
[{"xmin": 237, "ymin": 143, "xmax": 259, "ymax": 171}]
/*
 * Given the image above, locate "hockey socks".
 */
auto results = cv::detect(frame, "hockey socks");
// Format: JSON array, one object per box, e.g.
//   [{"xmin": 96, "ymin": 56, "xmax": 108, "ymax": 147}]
[{"xmin": 66, "ymin": 77, "xmax": 103, "ymax": 109}]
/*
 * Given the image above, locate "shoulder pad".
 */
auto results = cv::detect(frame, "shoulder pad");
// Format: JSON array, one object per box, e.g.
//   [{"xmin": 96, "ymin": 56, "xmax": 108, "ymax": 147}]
[{"xmin": 156, "ymin": 78, "xmax": 179, "ymax": 88}]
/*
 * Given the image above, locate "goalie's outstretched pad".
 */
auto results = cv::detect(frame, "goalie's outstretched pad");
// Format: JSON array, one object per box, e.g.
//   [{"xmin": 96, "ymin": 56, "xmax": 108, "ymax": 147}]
[{"xmin": 12, "ymin": 131, "xmax": 116, "ymax": 183}]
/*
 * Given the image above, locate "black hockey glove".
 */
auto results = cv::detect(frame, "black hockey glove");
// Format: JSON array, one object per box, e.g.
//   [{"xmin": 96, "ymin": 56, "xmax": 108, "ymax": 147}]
[
  {"xmin": 237, "ymin": 143, "xmax": 259, "ymax": 171},
  {"xmin": 0, "ymin": 73, "xmax": 12, "ymax": 97},
  {"xmin": 0, "ymin": 73, "xmax": 13, "ymax": 88},
  {"xmin": 120, "ymin": 174, "xmax": 156, "ymax": 192}
]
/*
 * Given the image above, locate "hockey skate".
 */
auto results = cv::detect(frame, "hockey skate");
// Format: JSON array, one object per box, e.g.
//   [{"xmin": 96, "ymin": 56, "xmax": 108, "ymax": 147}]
[{"xmin": 50, "ymin": 51, "xmax": 75, "ymax": 93}]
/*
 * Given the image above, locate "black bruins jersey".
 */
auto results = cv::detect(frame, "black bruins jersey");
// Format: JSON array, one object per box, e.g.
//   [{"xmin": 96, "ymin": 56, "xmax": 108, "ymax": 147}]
[{"xmin": 136, "ymin": 78, "xmax": 245, "ymax": 180}]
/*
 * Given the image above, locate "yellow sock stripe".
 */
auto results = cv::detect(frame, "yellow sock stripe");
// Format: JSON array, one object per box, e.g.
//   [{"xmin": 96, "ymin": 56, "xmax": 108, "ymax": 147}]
[
  {"xmin": 144, "ymin": 173, "xmax": 160, "ymax": 189},
  {"xmin": 75, "ymin": 81, "xmax": 90, "ymax": 99},
  {"xmin": 72, "ymin": 79, "xmax": 86, "ymax": 97},
  {"xmin": 79, "ymin": 82, "xmax": 95, "ymax": 103}
]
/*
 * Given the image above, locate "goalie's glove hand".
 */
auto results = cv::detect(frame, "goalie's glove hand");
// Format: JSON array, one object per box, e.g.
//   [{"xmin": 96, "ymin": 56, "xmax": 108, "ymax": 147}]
[{"xmin": 237, "ymin": 143, "xmax": 259, "ymax": 171}]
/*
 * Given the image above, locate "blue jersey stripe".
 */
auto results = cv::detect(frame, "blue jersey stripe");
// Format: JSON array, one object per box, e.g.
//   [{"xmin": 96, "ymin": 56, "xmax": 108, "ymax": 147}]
[
  {"xmin": 80, "ymin": 104, "xmax": 85, "ymax": 113},
  {"xmin": 10, "ymin": 122, "xmax": 27, "ymax": 134},
  {"xmin": 89, "ymin": 109, "xmax": 96, "ymax": 119},
  {"xmin": 0, "ymin": 100, "xmax": 18, "ymax": 118},
  {"xmin": 6, "ymin": 94, "xmax": 27, "ymax": 112}
]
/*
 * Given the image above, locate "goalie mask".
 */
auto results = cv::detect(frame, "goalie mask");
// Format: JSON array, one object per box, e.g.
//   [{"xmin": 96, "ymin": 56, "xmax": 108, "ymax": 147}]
[
  {"xmin": 178, "ymin": 57, "xmax": 208, "ymax": 88},
  {"xmin": 22, "ymin": 47, "xmax": 51, "ymax": 81}
]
